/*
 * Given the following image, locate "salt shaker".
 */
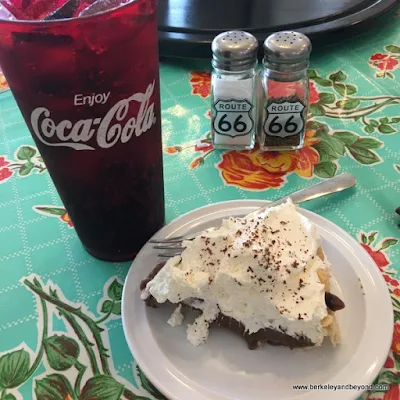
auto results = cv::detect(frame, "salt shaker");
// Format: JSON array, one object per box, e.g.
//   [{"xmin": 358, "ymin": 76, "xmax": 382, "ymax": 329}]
[
  {"xmin": 211, "ymin": 31, "xmax": 258, "ymax": 150},
  {"xmin": 259, "ymin": 31, "xmax": 312, "ymax": 151}
]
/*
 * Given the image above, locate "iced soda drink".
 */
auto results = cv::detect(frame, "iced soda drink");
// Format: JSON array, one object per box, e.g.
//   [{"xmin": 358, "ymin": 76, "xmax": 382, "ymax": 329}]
[{"xmin": 0, "ymin": 0, "xmax": 165, "ymax": 261}]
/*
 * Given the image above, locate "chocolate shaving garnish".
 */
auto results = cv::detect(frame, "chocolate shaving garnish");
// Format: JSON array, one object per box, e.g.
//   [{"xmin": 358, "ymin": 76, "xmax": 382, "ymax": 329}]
[
  {"xmin": 280, "ymin": 221, "xmax": 288, "ymax": 225},
  {"xmin": 271, "ymin": 229, "xmax": 280, "ymax": 234},
  {"xmin": 247, "ymin": 266, "xmax": 254, "ymax": 273},
  {"xmin": 298, "ymin": 314, "xmax": 303, "ymax": 320},
  {"xmin": 325, "ymin": 292, "xmax": 345, "ymax": 311},
  {"xmin": 292, "ymin": 261, "xmax": 299, "ymax": 268}
]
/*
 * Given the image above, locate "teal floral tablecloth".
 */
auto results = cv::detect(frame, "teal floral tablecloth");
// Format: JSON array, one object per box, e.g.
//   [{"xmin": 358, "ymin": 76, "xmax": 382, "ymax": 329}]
[{"xmin": 1, "ymin": 8, "xmax": 400, "ymax": 400}]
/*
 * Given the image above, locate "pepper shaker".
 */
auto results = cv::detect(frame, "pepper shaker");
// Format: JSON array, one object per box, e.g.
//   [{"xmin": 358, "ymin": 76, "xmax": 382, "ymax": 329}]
[
  {"xmin": 211, "ymin": 31, "xmax": 258, "ymax": 150},
  {"xmin": 259, "ymin": 31, "xmax": 312, "ymax": 151}
]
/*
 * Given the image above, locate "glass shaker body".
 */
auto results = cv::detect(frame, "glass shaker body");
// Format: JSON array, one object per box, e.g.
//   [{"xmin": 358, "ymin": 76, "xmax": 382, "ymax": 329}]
[
  {"xmin": 258, "ymin": 31, "xmax": 312, "ymax": 152},
  {"xmin": 210, "ymin": 30, "xmax": 259, "ymax": 150},
  {"xmin": 259, "ymin": 67, "xmax": 309, "ymax": 151},
  {"xmin": 211, "ymin": 68, "xmax": 257, "ymax": 150}
]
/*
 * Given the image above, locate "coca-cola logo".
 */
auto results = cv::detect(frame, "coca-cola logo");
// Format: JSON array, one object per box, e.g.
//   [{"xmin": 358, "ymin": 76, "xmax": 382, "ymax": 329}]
[{"xmin": 30, "ymin": 81, "xmax": 156, "ymax": 150}]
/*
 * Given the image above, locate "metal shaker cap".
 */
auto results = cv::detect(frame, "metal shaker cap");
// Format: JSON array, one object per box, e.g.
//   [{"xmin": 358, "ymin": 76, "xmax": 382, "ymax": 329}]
[
  {"xmin": 263, "ymin": 31, "xmax": 312, "ymax": 72},
  {"xmin": 212, "ymin": 31, "xmax": 258, "ymax": 71}
]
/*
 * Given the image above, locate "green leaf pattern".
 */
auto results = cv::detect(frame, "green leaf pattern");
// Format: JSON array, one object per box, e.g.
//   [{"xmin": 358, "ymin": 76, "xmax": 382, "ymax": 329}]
[
  {"xmin": 3, "ymin": 394, "xmax": 17, "ymax": 400},
  {"xmin": 43, "ymin": 336, "xmax": 80, "ymax": 371},
  {"xmin": 313, "ymin": 161, "xmax": 337, "ymax": 178},
  {"xmin": 0, "ymin": 145, "xmax": 46, "ymax": 183},
  {"xmin": 35, "ymin": 374, "xmax": 76, "ymax": 400},
  {"xmin": 16, "ymin": 146, "xmax": 36, "ymax": 161},
  {"xmin": 0, "ymin": 276, "xmax": 157, "ymax": 400},
  {"xmin": 34, "ymin": 207, "xmax": 66, "ymax": 217},
  {"xmin": 98, "ymin": 279, "xmax": 123, "ymax": 321},
  {"xmin": 305, "ymin": 67, "xmax": 400, "ymax": 175},
  {"xmin": 0, "ymin": 349, "xmax": 30, "ymax": 389},
  {"xmin": 306, "ymin": 119, "xmax": 383, "ymax": 175},
  {"xmin": 328, "ymin": 71, "xmax": 347, "ymax": 82},
  {"xmin": 107, "ymin": 280, "xmax": 123, "ymax": 301},
  {"xmin": 80, "ymin": 375, "xmax": 124, "ymax": 400}
]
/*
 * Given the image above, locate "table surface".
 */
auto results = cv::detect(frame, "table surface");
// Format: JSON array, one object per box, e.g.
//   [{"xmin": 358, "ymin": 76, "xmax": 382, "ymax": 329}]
[{"xmin": 1, "ymin": 7, "xmax": 400, "ymax": 400}]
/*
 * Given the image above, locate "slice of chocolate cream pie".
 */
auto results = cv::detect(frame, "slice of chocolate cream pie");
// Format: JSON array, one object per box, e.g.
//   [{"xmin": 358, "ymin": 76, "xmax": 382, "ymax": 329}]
[{"xmin": 140, "ymin": 200, "xmax": 345, "ymax": 349}]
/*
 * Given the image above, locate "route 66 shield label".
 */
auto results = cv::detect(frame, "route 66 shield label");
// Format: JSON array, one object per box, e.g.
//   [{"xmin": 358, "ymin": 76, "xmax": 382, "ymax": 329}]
[
  {"xmin": 213, "ymin": 99, "xmax": 254, "ymax": 138},
  {"xmin": 263, "ymin": 101, "xmax": 305, "ymax": 138}
]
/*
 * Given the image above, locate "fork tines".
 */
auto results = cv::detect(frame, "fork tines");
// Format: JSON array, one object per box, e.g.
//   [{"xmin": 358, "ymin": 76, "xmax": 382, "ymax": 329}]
[
  {"xmin": 153, "ymin": 245, "xmax": 185, "ymax": 251},
  {"xmin": 150, "ymin": 233, "xmax": 198, "ymax": 258},
  {"xmin": 149, "ymin": 237, "xmax": 185, "ymax": 244},
  {"xmin": 157, "ymin": 252, "xmax": 182, "ymax": 258}
]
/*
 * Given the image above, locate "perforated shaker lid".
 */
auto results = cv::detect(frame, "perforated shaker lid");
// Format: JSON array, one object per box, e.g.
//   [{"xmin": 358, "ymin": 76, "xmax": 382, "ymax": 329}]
[
  {"xmin": 263, "ymin": 31, "xmax": 312, "ymax": 72},
  {"xmin": 212, "ymin": 31, "xmax": 258, "ymax": 71}
]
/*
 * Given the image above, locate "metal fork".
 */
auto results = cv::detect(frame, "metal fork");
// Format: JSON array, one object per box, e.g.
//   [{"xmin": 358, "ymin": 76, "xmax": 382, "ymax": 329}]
[{"xmin": 150, "ymin": 173, "xmax": 356, "ymax": 258}]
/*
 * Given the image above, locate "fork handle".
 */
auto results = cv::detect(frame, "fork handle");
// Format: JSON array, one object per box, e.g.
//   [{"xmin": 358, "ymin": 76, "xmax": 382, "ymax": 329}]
[
  {"xmin": 257, "ymin": 173, "xmax": 356, "ymax": 213},
  {"xmin": 153, "ymin": 173, "xmax": 357, "ymax": 246}
]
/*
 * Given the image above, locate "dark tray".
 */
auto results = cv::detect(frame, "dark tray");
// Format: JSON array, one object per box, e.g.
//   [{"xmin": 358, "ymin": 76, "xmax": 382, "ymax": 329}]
[{"xmin": 158, "ymin": 0, "xmax": 399, "ymax": 58}]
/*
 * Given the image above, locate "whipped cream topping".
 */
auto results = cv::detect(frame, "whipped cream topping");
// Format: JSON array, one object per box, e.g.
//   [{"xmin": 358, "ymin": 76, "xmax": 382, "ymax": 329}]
[
  {"xmin": 142, "ymin": 200, "xmax": 331, "ymax": 346},
  {"xmin": 167, "ymin": 304, "xmax": 184, "ymax": 327}
]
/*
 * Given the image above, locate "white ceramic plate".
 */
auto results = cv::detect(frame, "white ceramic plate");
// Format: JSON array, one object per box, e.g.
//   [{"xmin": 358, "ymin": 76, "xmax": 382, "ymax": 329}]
[{"xmin": 122, "ymin": 200, "xmax": 393, "ymax": 400}]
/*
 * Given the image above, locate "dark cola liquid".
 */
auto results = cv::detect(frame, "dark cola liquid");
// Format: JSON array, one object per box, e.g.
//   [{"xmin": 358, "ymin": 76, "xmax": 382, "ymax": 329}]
[{"xmin": 0, "ymin": 0, "xmax": 165, "ymax": 261}]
